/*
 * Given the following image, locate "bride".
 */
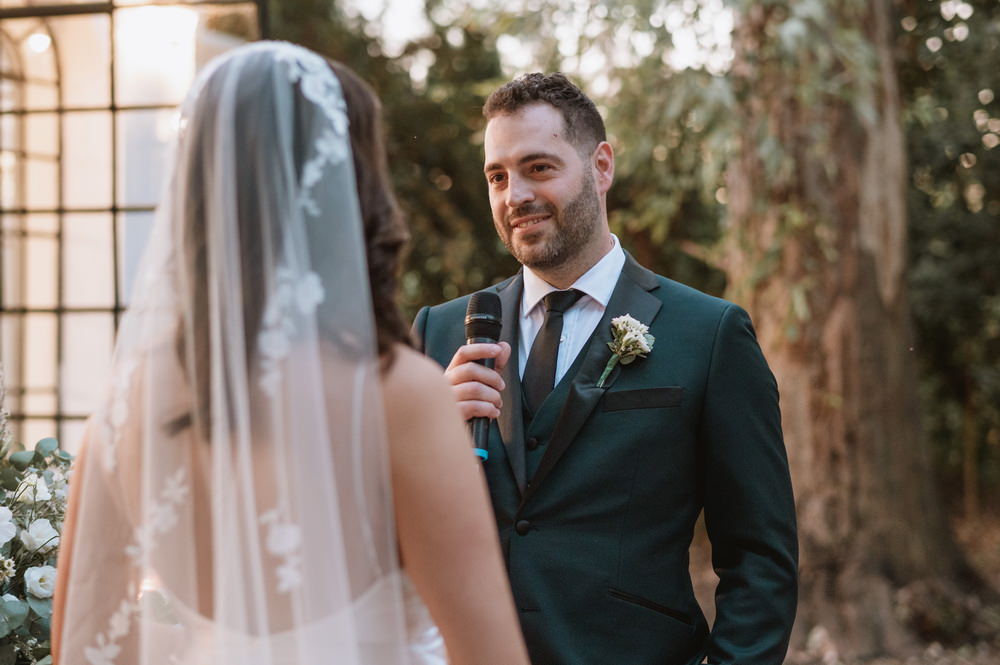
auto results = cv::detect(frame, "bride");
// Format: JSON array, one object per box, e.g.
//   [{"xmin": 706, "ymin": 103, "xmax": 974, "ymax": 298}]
[{"xmin": 52, "ymin": 42, "xmax": 529, "ymax": 665}]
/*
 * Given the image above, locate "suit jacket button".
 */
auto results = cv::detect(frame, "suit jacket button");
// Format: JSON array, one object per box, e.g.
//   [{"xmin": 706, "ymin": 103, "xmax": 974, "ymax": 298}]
[
  {"xmin": 526, "ymin": 437, "xmax": 540, "ymax": 451},
  {"xmin": 515, "ymin": 519, "xmax": 532, "ymax": 535}
]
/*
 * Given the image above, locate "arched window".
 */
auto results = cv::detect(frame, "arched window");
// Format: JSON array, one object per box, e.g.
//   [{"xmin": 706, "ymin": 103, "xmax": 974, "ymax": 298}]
[{"xmin": 1, "ymin": 0, "xmax": 265, "ymax": 452}]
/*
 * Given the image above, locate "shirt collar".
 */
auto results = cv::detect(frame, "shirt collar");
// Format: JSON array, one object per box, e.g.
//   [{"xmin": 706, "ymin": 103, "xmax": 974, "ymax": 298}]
[{"xmin": 521, "ymin": 235, "xmax": 627, "ymax": 317}]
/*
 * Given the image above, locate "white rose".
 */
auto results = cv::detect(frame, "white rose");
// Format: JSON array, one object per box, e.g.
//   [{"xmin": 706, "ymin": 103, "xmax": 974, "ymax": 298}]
[
  {"xmin": 0, "ymin": 507, "xmax": 16, "ymax": 547},
  {"xmin": 24, "ymin": 565, "xmax": 56, "ymax": 598},
  {"xmin": 20, "ymin": 518, "xmax": 60, "ymax": 553},
  {"xmin": 16, "ymin": 473, "xmax": 51, "ymax": 503}
]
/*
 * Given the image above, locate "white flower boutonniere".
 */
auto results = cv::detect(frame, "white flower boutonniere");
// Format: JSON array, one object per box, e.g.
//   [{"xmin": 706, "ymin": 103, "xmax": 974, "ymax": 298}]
[{"xmin": 597, "ymin": 314, "xmax": 655, "ymax": 388}]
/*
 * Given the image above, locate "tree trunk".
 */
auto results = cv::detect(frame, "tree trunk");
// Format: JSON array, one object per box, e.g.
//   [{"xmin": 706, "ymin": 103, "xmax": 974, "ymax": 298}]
[{"xmin": 723, "ymin": 0, "xmax": 971, "ymax": 656}]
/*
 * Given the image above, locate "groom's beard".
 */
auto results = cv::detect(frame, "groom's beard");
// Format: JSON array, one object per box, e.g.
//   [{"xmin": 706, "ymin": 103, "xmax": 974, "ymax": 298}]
[{"xmin": 496, "ymin": 171, "xmax": 601, "ymax": 271}]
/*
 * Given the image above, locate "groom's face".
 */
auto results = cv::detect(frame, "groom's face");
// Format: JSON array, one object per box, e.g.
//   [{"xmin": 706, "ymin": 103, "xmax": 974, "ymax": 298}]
[{"xmin": 483, "ymin": 103, "xmax": 602, "ymax": 271}]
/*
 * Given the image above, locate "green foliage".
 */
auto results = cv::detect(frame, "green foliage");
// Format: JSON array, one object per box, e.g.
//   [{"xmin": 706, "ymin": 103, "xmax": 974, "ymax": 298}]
[
  {"xmin": 897, "ymin": 0, "xmax": 1000, "ymax": 506},
  {"xmin": 265, "ymin": 0, "xmax": 998, "ymax": 506}
]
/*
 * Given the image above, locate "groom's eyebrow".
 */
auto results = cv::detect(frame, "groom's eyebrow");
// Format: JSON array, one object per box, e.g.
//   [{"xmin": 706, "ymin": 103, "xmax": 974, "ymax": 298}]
[{"xmin": 483, "ymin": 152, "xmax": 565, "ymax": 173}]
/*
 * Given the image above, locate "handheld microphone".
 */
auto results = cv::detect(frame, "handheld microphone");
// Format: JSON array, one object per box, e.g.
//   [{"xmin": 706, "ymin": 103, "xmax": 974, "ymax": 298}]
[{"xmin": 464, "ymin": 291, "xmax": 502, "ymax": 462}]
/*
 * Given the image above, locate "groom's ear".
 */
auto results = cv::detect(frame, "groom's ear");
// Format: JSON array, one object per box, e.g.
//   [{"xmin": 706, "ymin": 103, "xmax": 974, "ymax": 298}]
[{"xmin": 592, "ymin": 141, "xmax": 615, "ymax": 195}]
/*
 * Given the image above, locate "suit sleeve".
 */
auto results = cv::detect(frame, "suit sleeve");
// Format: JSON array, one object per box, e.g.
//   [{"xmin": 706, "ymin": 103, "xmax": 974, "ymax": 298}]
[
  {"xmin": 411, "ymin": 306, "xmax": 430, "ymax": 354},
  {"xmin": 701, "ymin": 304, "xmax": 798, "ymax": 664}
]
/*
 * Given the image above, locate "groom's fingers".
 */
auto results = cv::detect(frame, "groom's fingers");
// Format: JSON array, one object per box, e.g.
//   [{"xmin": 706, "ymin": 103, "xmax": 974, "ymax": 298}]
[
  {"xmin": 445, "ymin": 343, "xmax": 506, "ymax": 373},
  {"xmin": 444, "ymin": 344, "xmax": 507, "ymax": 421}
]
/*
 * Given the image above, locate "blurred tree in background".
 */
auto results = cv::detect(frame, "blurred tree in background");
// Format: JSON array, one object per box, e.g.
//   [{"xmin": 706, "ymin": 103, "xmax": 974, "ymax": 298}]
[
  {"xmin": 897, "ymin": 0, "xmax": 1000, "ymax": 522},
  {"xmin": 267, "ymin": 0, "xmax": 1000, "ymax": 657}
]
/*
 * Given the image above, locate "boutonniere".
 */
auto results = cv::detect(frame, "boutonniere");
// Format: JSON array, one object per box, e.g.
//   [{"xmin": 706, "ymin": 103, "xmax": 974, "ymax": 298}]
[{"xmin": 597, "ymin": 314, "xmax": 655, "ymax": 388}]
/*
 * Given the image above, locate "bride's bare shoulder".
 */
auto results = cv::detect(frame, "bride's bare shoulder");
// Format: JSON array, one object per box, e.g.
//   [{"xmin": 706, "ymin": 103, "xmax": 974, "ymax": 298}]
[{"xmin": 381, "ymin": 344, "xmax": 452, "ymax": 406}]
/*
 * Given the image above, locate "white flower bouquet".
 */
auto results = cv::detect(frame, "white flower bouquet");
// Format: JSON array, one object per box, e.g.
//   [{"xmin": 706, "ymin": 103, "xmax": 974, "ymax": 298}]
[{"xmin": 0, "ymin": 373, "xmax": 73, "ymax": 665}]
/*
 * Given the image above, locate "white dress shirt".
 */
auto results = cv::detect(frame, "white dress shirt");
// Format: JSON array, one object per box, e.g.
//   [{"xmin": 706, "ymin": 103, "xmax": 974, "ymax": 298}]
[{"xmin": 518, "ymin": 235, "xmax": 626, "ymax": 382}]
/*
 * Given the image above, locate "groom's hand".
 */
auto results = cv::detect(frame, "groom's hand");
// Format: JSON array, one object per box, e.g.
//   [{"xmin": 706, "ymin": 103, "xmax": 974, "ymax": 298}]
[{"xmin": 444, "ymin": 342, "xmax": 511, "ymax": 421}]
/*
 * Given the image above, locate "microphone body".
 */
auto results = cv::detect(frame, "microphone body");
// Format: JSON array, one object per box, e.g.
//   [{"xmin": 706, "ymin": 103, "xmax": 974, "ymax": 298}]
[{"xmin": 464, "ymin": 292, "xmax": 503, "ymax": 461}]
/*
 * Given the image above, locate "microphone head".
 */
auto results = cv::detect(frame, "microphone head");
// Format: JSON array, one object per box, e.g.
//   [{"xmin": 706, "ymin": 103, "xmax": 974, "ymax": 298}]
[{"xmin": 465, "ymin": 291, "xmax": 502, "ymax": 342}]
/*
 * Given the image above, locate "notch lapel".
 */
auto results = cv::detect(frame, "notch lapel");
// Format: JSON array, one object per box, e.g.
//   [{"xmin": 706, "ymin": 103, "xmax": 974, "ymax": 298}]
[
  {"xmin": 520, "ymin": 255, "xmax": 662, "ymax": 506},
  {"xmin": 496, "ymin": 272, "xmax": 528, "ymax": 494}
]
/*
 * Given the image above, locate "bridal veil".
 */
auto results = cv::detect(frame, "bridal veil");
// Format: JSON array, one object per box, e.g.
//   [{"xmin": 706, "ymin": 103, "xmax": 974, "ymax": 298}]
[{"xmin": 56, "ymin": 42, "xmax": 412, "ymax": 664}]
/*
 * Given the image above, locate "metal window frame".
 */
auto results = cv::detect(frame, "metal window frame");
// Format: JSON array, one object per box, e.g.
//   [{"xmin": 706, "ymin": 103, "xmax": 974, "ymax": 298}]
[{"xmin": 0, "ymin": 0, "xmax": 266, "ymax": 442}]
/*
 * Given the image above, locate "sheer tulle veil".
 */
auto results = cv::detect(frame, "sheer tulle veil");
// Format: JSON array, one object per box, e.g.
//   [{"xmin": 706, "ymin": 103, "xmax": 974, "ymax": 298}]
[{"xmin": 57, "ymin": 42, "xmax": 412, "ymax": 664}]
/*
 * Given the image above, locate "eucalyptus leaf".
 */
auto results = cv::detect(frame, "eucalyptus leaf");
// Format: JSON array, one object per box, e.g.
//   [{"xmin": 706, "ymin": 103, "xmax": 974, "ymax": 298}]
[
  {"xmin": 36, "ymin": 657, "xmax": 53, "ymax": 665},
  {"xmin": 0, "ymin": 615, "xmax": 10, "ymax": 640},
  {"xmin": 27, "ymin": 595, "xmax": 52, "ymax": 619},
  {"xmin": 0, "ymin": 467, "xmax": 20, "ymax": 492},
  {"xmin": 34, "ymin": 438, "xmax": 58, "ymax": 456},
  {"xmin": 0, "ymin": 598, "xmax": 28, "ymax": 628},
  {"xmin": 9, "ymin": 450, "xmax": 37, "ymax": 471}
]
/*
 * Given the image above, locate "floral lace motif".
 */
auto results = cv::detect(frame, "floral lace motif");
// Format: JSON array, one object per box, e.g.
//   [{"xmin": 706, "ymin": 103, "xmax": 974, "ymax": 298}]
[
  {"xmin": 260, "ymin": 508, "xmax": 303, "ymax": 593},
  {"xmin": 274, "ymin": 46, "xmax": 350, "ymax": 216},
  {"xmin": 125, "ymin": 469, "xmax": 189, "ymax": 564},
  {"xmin": 257, "ymin": 267, "xmax": 325, "ymax": 395},
  {"xmin": 102, "ymin": 353, "xmax": 139, "ymax": 471},
  {"xmin": 85, "ymin": 583, "xmax": 139, "ymax": 665}
]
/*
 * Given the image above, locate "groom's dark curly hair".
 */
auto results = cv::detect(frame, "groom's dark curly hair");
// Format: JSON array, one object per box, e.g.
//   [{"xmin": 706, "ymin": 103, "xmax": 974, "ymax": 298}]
[{"xmin": 483, "ymin": 72, "xmax": 606, "ymax": 154}]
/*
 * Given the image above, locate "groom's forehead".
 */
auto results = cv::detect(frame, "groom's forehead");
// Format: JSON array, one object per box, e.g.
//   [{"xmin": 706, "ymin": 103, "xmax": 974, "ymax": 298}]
[{"xmin": 483, "ymin": 105, "xmax": 573, "ymax": 162}]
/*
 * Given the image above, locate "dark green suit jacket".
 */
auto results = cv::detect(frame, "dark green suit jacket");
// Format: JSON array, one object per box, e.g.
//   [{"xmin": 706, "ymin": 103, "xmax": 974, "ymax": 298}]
[{"xmin": 412, "ymin": 255, "xmax": 797, "ymax": 664}]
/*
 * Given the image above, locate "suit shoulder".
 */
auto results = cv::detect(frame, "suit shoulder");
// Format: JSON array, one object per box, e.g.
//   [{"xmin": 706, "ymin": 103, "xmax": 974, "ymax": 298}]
[
  {"xmin": 652, "ymin": 275, "xmax": 739, "ymax": 316},
  {"xmin": 422, "ymin": 274, "xmax": 519, "ymax": 320}
]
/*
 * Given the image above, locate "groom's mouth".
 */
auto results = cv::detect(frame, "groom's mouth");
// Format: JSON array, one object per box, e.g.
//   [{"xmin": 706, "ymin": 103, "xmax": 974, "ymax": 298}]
[{"xmin": 510, "ymin": 214, "xmax": 552, "ymax": 233}]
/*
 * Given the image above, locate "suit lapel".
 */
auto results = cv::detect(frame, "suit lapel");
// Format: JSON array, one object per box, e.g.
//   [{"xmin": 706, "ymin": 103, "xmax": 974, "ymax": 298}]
[
  {"xmin": 520, "ymin": 255, "xmax": 662, "ymax": 506},
  {"xmin": 496, "ymin": 272, "xmax": 528, "ymax": 494}
]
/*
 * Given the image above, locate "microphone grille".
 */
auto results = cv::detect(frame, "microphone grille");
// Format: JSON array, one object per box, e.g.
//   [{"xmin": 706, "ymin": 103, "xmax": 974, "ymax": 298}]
[{"xmin": 465, "ymin": 291, "xmax": 502, "ymax": 341}]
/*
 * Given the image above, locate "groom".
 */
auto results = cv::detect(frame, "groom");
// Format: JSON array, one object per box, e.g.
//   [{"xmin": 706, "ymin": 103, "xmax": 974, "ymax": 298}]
[{"xmin": 412, "ymin": 73, "xmax": 798, "ymax": 664}]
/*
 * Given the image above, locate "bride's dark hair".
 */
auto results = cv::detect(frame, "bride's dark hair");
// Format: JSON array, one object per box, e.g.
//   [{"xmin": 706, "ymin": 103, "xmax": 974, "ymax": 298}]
[
  {"xmin": 175, "ymin": 53, "xmax": 410, "ymax": 434},
  {"xmin": 327, "ymin": 60, "xmax": 411, "ymax": 359}
]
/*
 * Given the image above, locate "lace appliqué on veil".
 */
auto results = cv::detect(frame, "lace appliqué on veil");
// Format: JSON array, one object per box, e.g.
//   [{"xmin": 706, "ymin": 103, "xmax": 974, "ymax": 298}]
[
  {"xmin": 125, "ymin": 469, "xmax": 189, "ymax": 564},
  {"xmin": 274, "ymin": 46, "xmax": 350, "ymax": 217},
  {"xmin": 257, "ymin": 268, "xmax": 325, "ymax": 396},
  {"xmin": 260, "ymin": 508, "xmax": 303, "ymax": 593},
  {"xmin": 85, "ymin": 583, "xmax": 140, "ymax": 665}
]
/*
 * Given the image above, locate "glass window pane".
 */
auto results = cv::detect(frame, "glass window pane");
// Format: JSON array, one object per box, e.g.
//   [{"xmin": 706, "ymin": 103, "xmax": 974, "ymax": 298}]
[
  {"xmin": 118, "ymin": 210, "xmax": 154, "ymax": 305},
  {"xmin": 0, "ymin": 153, "xmax": 18, "ymax": 208},
  {"xmin": 16, "ymin": 25, "xmax": 56, "ymax": 88},
  {"xmin": 63, "ymin": 212, "xmax": 114, "ymax": 308},
  {"xmin": 24, "ymin": 311, "xmax": 57, "ymax": 402},
  {"xmin": 25, "ymin": 157, "xmax": 57, "ymax": 210},
  {"xmin": 1, "ymin": 115, "xmax": 20, "ymax": 151},
  {"xmin": 26, "ymin": 231, "xmax": 58, "ymax": 307},
  {"xmin": 23, "ymin": 385, "xmax": 56, "ymax": 415},
  {"xmin": 62, "ymin": 111, "xmax": 111, "ymax": 208},
  {"xmin": 0, "ymin": 78, "xmax": 20, "ymax": 113},
  {"xmin": 0, "ymin": 313, "xmax": 24, "ymax": 414},
  {"xmin": 117, "ymin": 109, "xmax": 176, "ymax": 207},
  {"xmin": 61, "ymin": 312, "xmax": 113, "ymax": 414},
  {"xmin": 24, "ymin": 112, "xmax": 57, "ymax": 157},
  {"xmin": 24, "ymin": 83, "xmax": 57, "ymax": 111},
  {"xmin": 114, "ymin": 6, "xmax": 199, "ymax": 107},
  {"xmin": 22, "ymin": 419, "xmax": 56, "ymax": 452},
  {"xmin": 52, "ymin": 14, "xmax": 111, "ymax": 109},
  {"xmin": 59, "ymin": 418, "xmax": 87, "ymax": 456}
]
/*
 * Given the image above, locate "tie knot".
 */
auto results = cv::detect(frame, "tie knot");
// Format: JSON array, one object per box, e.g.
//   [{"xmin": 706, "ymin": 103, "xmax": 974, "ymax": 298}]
[{"xmin": 542, "ymin": 289, "xmax": 583, "ymax": 314}]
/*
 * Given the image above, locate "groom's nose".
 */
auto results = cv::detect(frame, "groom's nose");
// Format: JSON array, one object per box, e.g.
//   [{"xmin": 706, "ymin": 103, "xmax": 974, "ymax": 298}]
[{"xmin": 505, "ymin": 175, "xmax": 535, "ymax": 208}]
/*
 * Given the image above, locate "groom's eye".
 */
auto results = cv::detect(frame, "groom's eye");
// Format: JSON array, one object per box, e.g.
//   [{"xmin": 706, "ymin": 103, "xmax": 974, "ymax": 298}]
[{"xmin": 487, "ymin": 173, "xmax": 506, "ymax": 185}]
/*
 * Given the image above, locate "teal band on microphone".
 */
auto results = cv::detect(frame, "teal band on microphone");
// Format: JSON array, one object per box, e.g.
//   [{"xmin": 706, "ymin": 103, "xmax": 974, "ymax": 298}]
[{"xmin": 474, "ymin": 448, "xmax": 488, "ymax": 461}]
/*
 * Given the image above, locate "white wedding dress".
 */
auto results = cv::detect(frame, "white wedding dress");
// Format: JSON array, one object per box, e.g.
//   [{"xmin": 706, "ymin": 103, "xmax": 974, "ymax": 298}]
[{"xmin": 166, "ymin": 572, "xmax": 445, "ymax": 664}]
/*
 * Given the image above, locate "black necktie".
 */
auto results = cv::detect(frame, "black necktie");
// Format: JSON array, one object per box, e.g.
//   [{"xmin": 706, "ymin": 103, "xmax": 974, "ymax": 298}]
[{"xmin": 523, "ymin": 289, "xmax": 584, "ymax": 415}]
